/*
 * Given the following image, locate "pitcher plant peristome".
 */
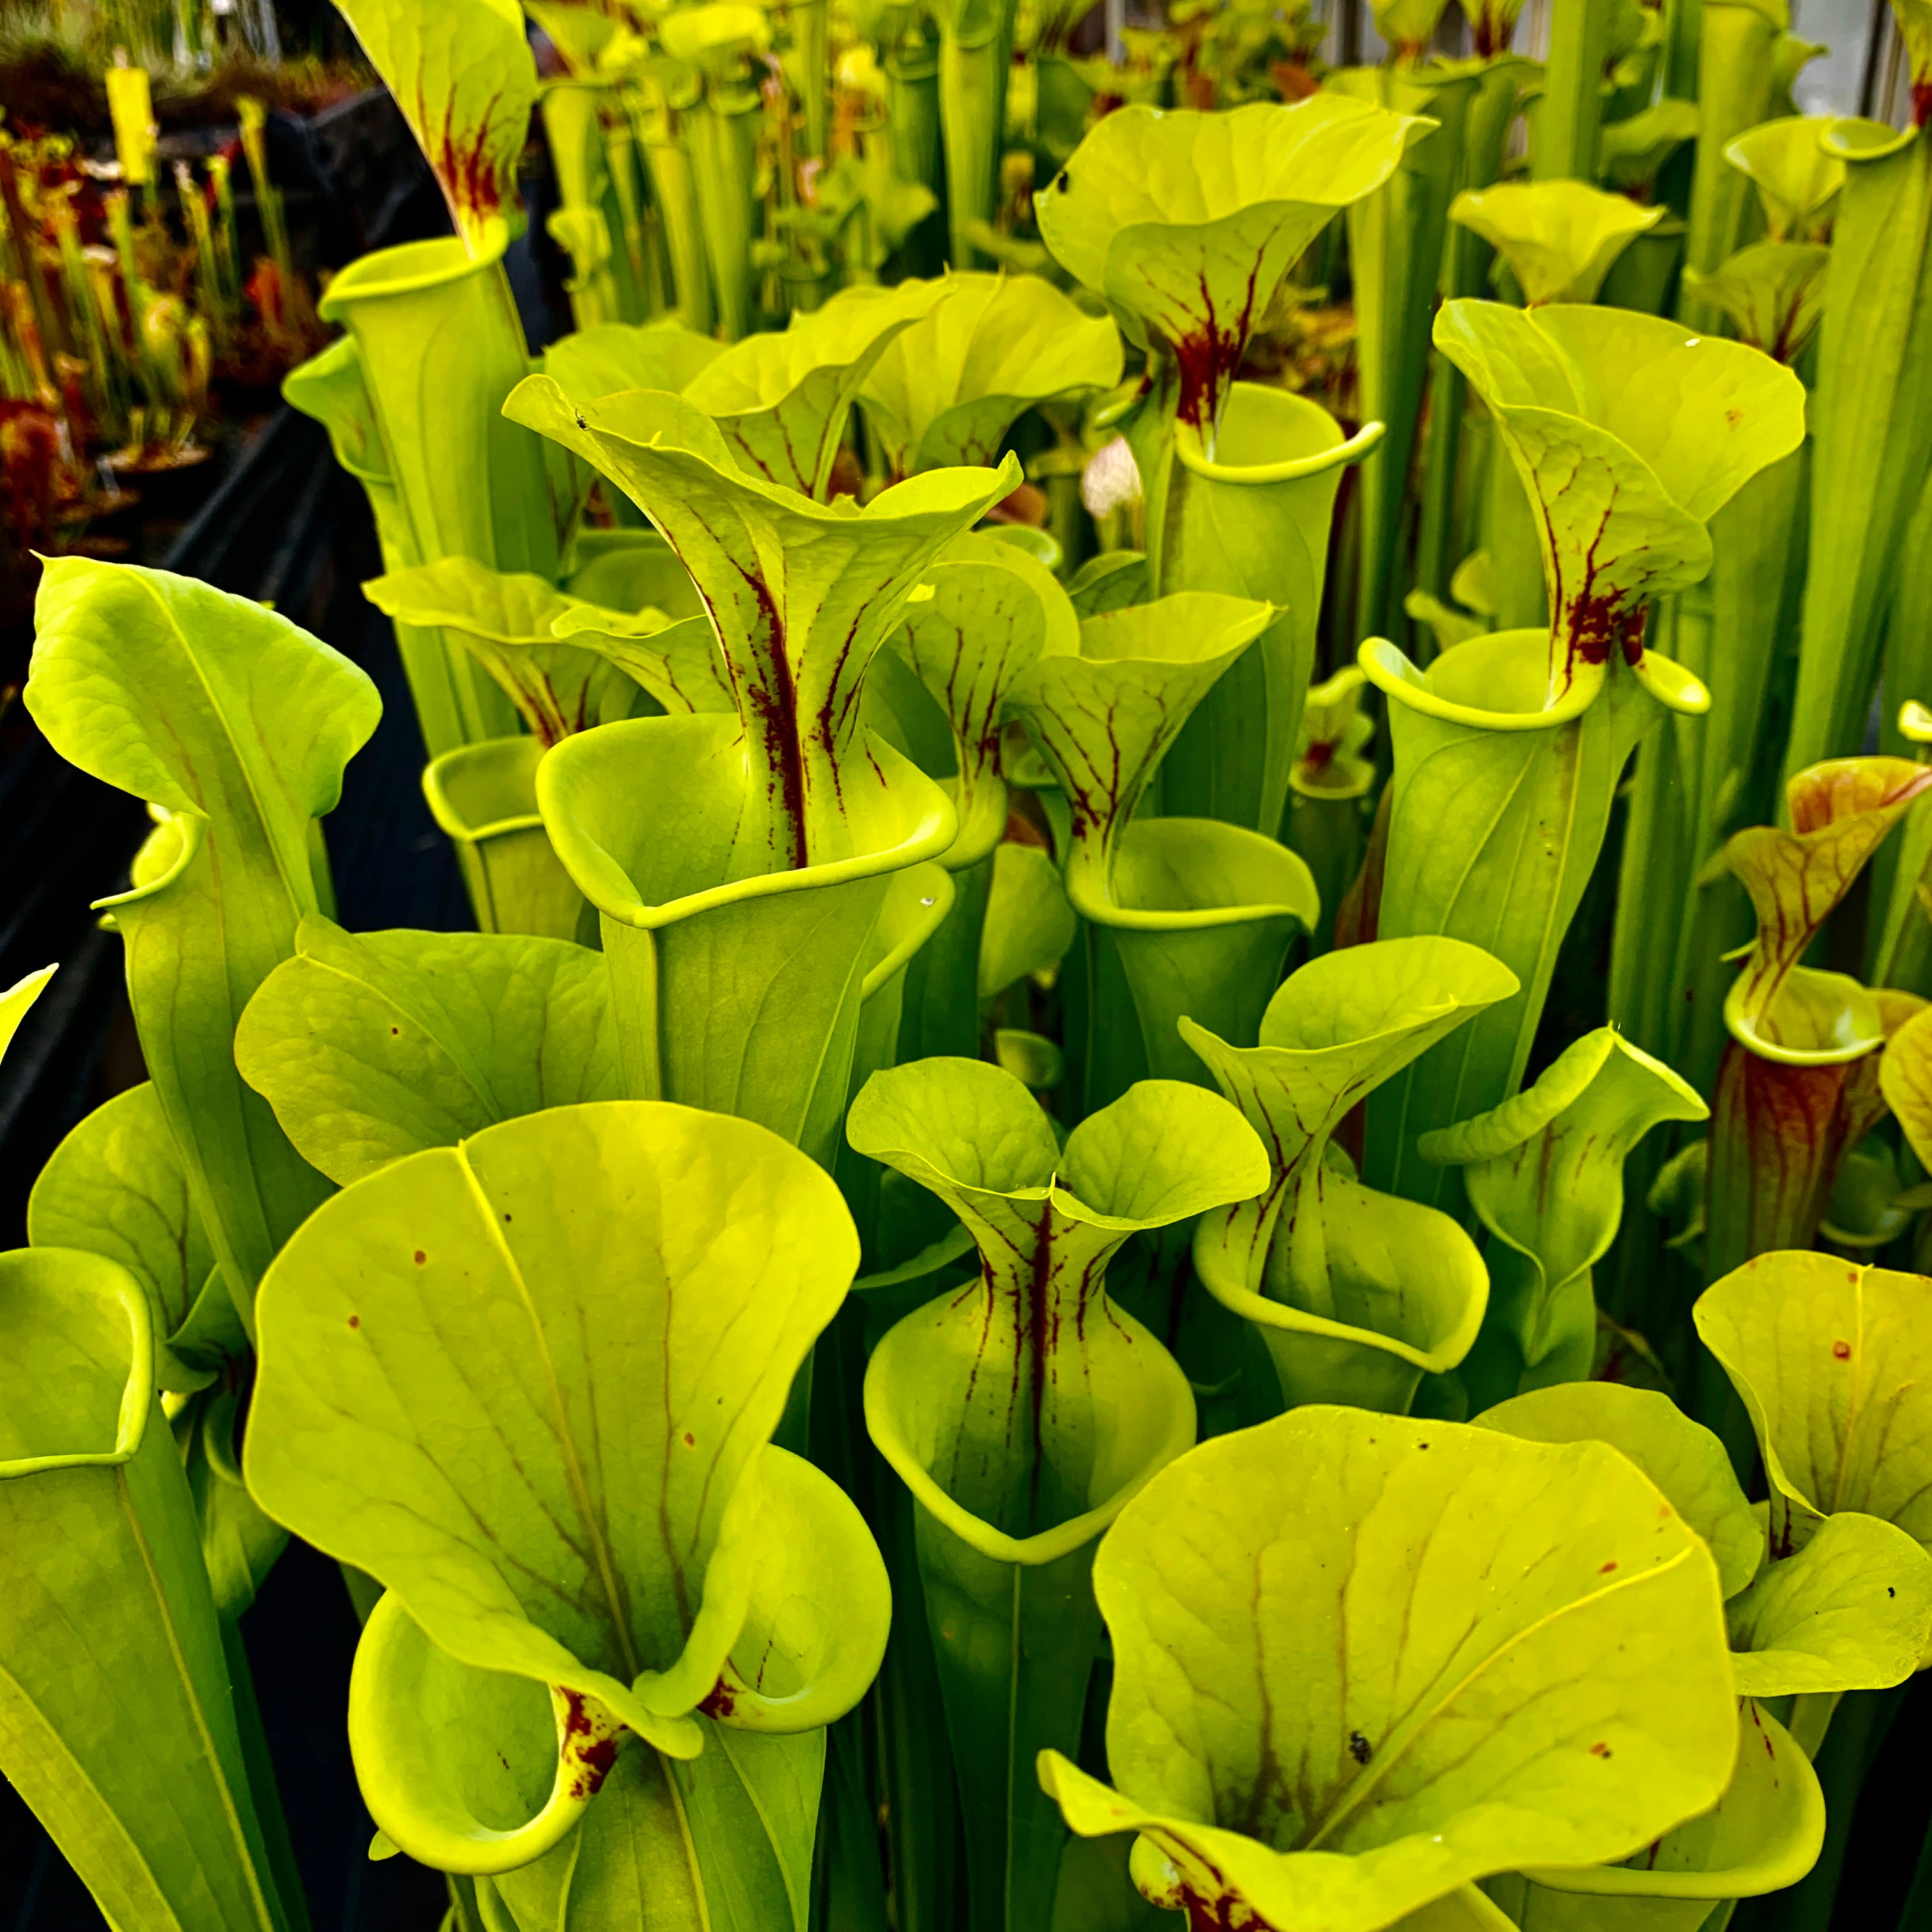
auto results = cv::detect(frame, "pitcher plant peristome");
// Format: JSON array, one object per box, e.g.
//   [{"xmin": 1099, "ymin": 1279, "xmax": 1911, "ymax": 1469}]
[{"xmin": 1159, "ymin": 383, "xmax": 1385, "ymax": 838}]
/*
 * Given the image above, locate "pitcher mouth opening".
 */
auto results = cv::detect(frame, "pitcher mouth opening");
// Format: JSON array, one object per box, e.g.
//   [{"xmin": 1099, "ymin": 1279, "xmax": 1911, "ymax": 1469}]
[
  {"xmin": 319, "ymin": 228, "xmax": 510, "ymax": 316},
  {"xmin": 422, "ymin": 736, "xmax": 548, "ymax": 844},
  {"xmin": 1173, "ymin": 408, "xmax": 1384, "ymax": 487},
  {"xmin": 537, "ymin": 714, "xmax": 958, "ymax": 930},
  {"xmin": 1067, "ymin": 817, "xmax": 1321, "ymax": 933},
  {"xmin": 1359, "ymin": 629, "xmax": 1710, "ymax": 730}
]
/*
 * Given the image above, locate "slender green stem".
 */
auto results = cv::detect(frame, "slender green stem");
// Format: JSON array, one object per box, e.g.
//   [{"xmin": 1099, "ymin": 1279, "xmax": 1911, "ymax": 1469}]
[{"xmin": 1531, "ymin": 0, "xmax": 1611, "ymax": 182}]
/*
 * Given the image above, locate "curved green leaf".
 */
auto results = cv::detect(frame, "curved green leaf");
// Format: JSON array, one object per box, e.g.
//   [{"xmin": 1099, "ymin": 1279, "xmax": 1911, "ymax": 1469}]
[
  {"xmin": 506, "ymin": 374, "xmax": 1015, "ymax": 873},
  {"xmin": 1432, "ymin": 301, "xmax": 1806, "ymax": 706},
  {"xmin": 850, "ymin": 1057, "xmax": 1266, "ymax": 1555},
  {"xmin": 0, "ymin": 962, "xmax": 54, "ymax": 1066},
  {"xmin": 1475, "ymin": 1382, "xmax": 1762, "ymax": 1600},
  {"xmin": 1446, "ymin": 181, "xmax": 1661, "ymax": 305},
  {"xmin": 1420, "ymin": 1029, "xmax": 1705, "ymax": 1402},
  {"xmin": 1359, "ymin": 626, "xmax": 1703, "ymax": 1208},
  {"xmin": 1682, "ymin": 240, "xmax": 1831, "ymax": 362},
  {"xmin": 1724, "ymin": 115, "xmax": 1843, "ymax": 241},
  {"xmin": 1722, "ymin": 758, "xmax": 1932, "ymax": 1058},
  {"xmin": 364, "ymin": 558, "xmax": 652, "ymax": 746},
  {"xmin": 1880, "ymin": 997, "xmax": 1932, "ymax": 1170},
  {"xmin": 1678, "ymin": 0, "xmax": 1789, "ymax": 332},
  {"xmin": 245, "ymin": 1100, "xmax": 864, "ymax": 1754},
  {"xmin": 852, "ymin": 1057, "xmax": 1264, "ymax": 1932},
  {"xmin": 1726, "ymin": 1512, "xmax": 1932, "ymax": 1695},
  {"xmin": 560, "ymin": 528, "xmax": 707, "ymax": 620},
  {"xmin": 1039, "ymin": 1407, "xmax": 1738, "ymax": 1932},
  {"xmin": 979, "ymin": 841, "xmax": 1077, "ymax": 999},
  {"xmin": 234, "ymin": 917, "xmax": 620, "ymax": 1186},
  {"xmin": 1066, "ymin": 549, "xmax": 1149, "ymax": 617},
  {"xmin": 0, "ymin": 1247, "xmax": 299, "ymax": 1932},
  {"xmin": 1695, "ymin": 1250, "xmax": 1932, "ymax": 1561},
  {"xmin": 334, "ymin": 0, "xmax": 539, "ymax": 255},
  {"xmin": 1090, "ymin": 818, "xmax": 1323, "ymax": 1103},
  {"xmin": 894, "ymin": 559, "xmax": 1068, "ymax": 868},
  {"xmin": 858, "ymin": 270, "xmax": 1124, "ymax": 474},
  {"xmin": 1454, "ymin": 0, "xmax": 1529, "ymax": 53},
  {"xmin": 1375, "ymin": 0, "xmax": 1451, "ymax": 54},
  {"xmin": 1036, "ymin": 97, "xmax": 1427, "ymax": 433},
  {"xmin": 525, "ymin": 0, "xmax": 620, "ymax": 73},
  {"xmin": 1158, "ymin": 381, "xmax": 1380, "ymax": 837},
  {"xmin": 1597, "ymin": 99, "xmax": 1701, "ymax": 195},
  {"xmin": 680, "ymin": 279, "xmax": 948, "ymax": 496},
  {"xmin": 1292, "ymin": 666, "xmax": 1378, "ymax": 800},
  {"xmin": 538, "ymin": 713, "xmax": 956, "ymax": 1157},
  {"xmin": 542, "ymin": 318, "xmax": 726, "ymax": 402},
  {"xmin": 703, "ymin": 1444, "xmax": 893, "ymax": 1731},
  {"xmin": 314, "ymin": 233, "xmax": 549, "ymax": 756},
  {"xmin": 28, "ymin": 1082, "xmax": 215, "ymax": 1393},
  {"xmin": 422, "ymin": 735, "xmax": 597, "ymax": 943},
  {"xmin": 177, "ymin": 1385, "xmax": 288, "ymax": 1622},
  {"xmin": 350, "ymin": 1439, "xmax": 880, "ymax": 1880},
  {"xmin": 348, "ymin": 1590, "xmax": 620, "ymax": 1874},
  {"xmin": 1705, "ymin": 986, "xmax": 1923, "ymax": 1285},
  {"xmin": 1186, "ymin": 937, "xmax": 1514, "ymax": 1410},
  {"xmin": 26, "ymin": 559, "xmax": 376, "ymax": 1313},
  {"xmin": 1000, "ymin": 592, "xmax": 1273, "ymax": 913},
  {"xmin": 1502, "ymin": 1701, "xmax": 1823, "ymax": 1918}
]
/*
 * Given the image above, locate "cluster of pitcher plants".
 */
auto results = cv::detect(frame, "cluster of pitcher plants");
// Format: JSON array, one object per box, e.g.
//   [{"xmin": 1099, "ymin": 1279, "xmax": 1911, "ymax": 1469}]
[{"xmin": 8, "ymin": 0, "xmax": 1932, "ymax": 1926}]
